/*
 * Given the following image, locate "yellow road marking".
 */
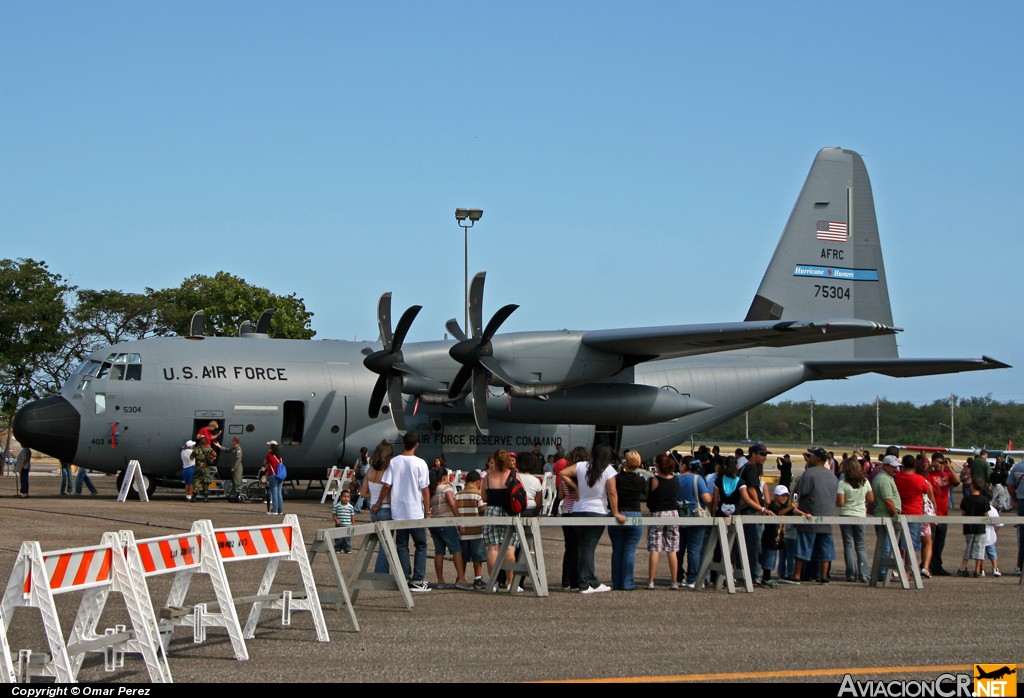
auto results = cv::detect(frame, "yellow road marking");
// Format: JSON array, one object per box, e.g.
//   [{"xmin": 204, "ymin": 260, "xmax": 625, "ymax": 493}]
[{"xmin": 538, "ymin": 663, "xmax": 1013, "ymax": 683}]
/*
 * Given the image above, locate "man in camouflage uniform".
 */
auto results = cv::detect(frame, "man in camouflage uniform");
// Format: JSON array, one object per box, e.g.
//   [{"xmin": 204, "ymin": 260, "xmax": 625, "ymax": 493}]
[{"xmin": 193, "ymin": 435, "xmax": 217, "ymax": 502}]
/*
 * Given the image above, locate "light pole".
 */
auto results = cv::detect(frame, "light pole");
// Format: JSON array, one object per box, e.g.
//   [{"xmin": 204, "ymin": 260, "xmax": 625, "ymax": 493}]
[
  {"xmin": 939, "ymin": 422, "xmax": 954, "ymax": 449},
  {"xmin": 800, "ymin": 422, "xmax": 815, "ymax": 445},
  {"xmin": 455, "ymin": 208, "xmax": 483, "ymax": 332}
]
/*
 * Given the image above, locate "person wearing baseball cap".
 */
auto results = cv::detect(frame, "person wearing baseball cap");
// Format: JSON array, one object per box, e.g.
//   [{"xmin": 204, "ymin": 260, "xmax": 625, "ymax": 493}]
[
  {"xmin": 790, "ymin": 446, "xmax": 839, "ymax": 583},
  {"xmin": 737, "ymin": 442, "xmax": 774, "ymax": 587},
  {"xmin": 871, "ymin": 454, "xmax": 903, "ymax": 582}
]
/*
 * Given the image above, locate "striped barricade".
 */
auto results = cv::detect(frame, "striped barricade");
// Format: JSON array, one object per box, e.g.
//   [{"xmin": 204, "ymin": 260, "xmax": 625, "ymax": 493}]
[
  {"xmin": 0, "ymin": 533, "xmax": 169, "ymax": 683},
  {"xmin": 121, "ymin": 526, "xmax": 249, "ymax": 662},
  {"xmin": 321, "ymin": 466, "xmax": 354, "ymax": 504},
  {"xmin": 212, "ymin": 515, "xmax": 329, "ymax": 643}
]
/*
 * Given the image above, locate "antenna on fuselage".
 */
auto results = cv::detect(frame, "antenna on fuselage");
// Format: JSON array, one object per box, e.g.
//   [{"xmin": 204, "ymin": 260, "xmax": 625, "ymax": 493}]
[
  {"xmin": 188, "ymin": 310, "xmax": 206, "ymax": 338},
  {"xmin": 256, "ymin": 309, "xmax": 275, "ymax": 335}
]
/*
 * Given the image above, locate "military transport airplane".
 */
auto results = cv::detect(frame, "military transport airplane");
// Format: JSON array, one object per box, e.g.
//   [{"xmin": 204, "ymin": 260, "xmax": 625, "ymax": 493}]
[{"xmin": 12, "ymin": 148, "xmax": 1008, "ymax": 494}]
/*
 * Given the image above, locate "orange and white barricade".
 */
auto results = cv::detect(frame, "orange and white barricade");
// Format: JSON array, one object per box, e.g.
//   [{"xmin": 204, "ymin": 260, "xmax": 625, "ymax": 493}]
[
  {"xmin": 0, "ymin": 533, "xmax": 169, "ymax": 683},
  {"xmin": 321, "ymin": 466, "xmax": 354, "ymax": 504},
  {"xmin": 121, "ymin": 526, "xmax": 250, "ymax": 662},
  {"xmin": 213, "ymin": 515, "xmax": 328, "ymax": 643}
]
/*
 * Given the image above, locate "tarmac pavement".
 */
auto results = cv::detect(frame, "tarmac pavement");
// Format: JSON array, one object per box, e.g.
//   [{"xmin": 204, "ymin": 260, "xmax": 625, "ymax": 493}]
[{"xmin": 0, "ymin": 471, "xmax": 1020, "ymax": 684}]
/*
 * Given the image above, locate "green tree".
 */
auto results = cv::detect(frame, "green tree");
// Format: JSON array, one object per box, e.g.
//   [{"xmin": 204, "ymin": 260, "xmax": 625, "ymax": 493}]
[
  {"xmin": 0, "ymin": 258, "xmax": 74, "ymax": 452},
  {"xmin": 153, "ymin": 272, "xmax": 315, "ymax": 339}
]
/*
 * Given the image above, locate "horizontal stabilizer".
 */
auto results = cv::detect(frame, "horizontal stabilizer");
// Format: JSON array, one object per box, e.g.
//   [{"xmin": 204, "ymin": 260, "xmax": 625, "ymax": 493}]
[
  {"xmin": 805, "ymin": 355, "xmax": 1010, "ymax": 380},
  {"xmin": 582, "ymin": 318, "xmax": 897, "ymax": 364}
]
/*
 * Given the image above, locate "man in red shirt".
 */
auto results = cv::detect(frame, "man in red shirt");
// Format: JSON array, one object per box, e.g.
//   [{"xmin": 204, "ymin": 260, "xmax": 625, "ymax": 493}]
[
  {"xmin": 925, "ymin": 453, "xmax": 958, "ymax": 576},
  {"xmin": 894, "ymin": 454, "xmax": 935, "ymax": 576}
]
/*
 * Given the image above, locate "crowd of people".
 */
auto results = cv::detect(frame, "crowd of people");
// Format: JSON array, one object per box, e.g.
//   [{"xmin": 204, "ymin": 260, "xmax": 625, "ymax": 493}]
[{"xmin": 338, "ymin": 438, "xmax": 1023, "ymax": 594}]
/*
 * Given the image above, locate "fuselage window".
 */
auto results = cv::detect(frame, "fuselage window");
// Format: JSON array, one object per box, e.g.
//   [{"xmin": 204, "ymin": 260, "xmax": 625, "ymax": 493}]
[{"xmin": 95, "ymin": 394, "xmax": 106, "ymax": 415}]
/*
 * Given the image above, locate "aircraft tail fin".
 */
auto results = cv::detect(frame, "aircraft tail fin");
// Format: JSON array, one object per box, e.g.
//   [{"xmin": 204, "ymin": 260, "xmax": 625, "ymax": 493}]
[{"xmin": 745, "ymin": 147, "xmax": 898, "ymax": 360}]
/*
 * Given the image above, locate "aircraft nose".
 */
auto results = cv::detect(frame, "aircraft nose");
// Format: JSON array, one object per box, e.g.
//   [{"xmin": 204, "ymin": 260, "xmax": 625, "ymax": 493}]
[{"xmin": 12, "ymin": 395, "xmax": 80, "ymax": 463}]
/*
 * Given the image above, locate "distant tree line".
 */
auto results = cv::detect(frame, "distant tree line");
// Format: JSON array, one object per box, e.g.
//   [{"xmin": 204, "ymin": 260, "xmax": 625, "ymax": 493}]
[
  {"xmin": 698, "ymin": 397, "xmax": 1024, "ymax": 450},
  {"xmin": 0, "ymin": 258, "xmax": 315, "ymax": 435}
]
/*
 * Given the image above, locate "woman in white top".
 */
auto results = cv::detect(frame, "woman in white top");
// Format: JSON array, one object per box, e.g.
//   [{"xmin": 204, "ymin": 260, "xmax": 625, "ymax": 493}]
[
  {"xmin": 836, "ymin": 457, "xmax": 875, "ymax": 583},
  {"xmin": 559, "ymin": 443, "xmax": 626, "ymax": 593},
  {"xmin": 360, "ymin": 440, "xmax": 394, "ymax": 574}
]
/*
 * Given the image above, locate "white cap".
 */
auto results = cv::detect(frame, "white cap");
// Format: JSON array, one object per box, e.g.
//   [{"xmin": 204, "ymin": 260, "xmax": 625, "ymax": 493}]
[
  {"xmin": 773, "ymin": 485, "xmax": 790, "ymax": 496},
  {"xmin": 882, "ymin": 455, "xmax": 902, "ymax": 468},
  {"xmin": 267, "ymin": 440, "xmax": 279, "ymax": 446},
  {"xmin": 185, "ymin": 440, "xmax": 196, "ymax": 448}
]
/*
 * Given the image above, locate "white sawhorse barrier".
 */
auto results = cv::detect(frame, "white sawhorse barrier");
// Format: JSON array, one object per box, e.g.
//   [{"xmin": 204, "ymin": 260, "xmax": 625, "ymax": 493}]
[
  {"xmin": 321, "ymin": 467, "xmax": 354, "ymax": 505},
  {"xmin": 121, "ymin": 525, "xmax": 250, "ymax": 661},
  {"xmin": 117, "ymin": 460, "xmax": 150, "ymax": 503},
  {"xmin": 540, "ymin": 473, "xmax": 558, "ymax": 516},
  {"xmin": 0, "ymin": 534, "xmax": 169, "ymax": 683},
  {"xmin": 214, "ymin": 515, "xmax": 329, "ymax": 643}
]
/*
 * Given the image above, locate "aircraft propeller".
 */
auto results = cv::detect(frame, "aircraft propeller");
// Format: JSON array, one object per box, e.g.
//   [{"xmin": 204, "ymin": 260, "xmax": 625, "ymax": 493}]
[
  {"xmin": 362, "ymin": 292, "xmax": 423, "ymax": 432},
  {"xmin": 445, "ymin": 272, "xmax": 519, "ymax": 434}
]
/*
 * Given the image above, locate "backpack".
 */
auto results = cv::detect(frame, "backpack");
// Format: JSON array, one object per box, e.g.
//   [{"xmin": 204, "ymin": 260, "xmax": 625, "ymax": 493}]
[
  {"xmin": 274, "ymin": 459, "xmax": 287, "ymax": 481},
  {"xmin": 506, "ymin": 470, "xmax": 528, "ymax": 515}
]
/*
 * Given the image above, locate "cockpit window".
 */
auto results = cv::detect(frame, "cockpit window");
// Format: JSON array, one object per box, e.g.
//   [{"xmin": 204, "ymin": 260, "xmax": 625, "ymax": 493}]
[
  {"xmin": 84, "ymin": 353, "xmax": 143, "ymax": 382},
  {"xmin": 68, "ymin": 352, "xmax": 147, "ymax": 389}
]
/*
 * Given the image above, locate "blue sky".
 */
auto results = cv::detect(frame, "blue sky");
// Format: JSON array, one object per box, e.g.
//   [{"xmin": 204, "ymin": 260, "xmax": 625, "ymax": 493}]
[{"xmin": 2, "ymin": 2, "xmax": 1020, "ymax": 406}]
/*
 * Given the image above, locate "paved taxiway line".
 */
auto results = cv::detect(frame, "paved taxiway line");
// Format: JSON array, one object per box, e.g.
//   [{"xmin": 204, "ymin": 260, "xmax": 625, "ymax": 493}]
[{"xmin": 540, "ymin": 664, "xmax": 1002, "ymax": 683}]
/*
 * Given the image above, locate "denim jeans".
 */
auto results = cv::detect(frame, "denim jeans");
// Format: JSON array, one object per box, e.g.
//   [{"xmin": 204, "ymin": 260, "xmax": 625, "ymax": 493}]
[
  {"xmin": 761, "ymin": 547, "xmax": 778, "ymax": 577},
  {"xmin": 840, "ymin": 523, "xmax": 868, "ymax": 581},
  {"xmin": 268, "ymin": 477, "xmax": 284, "ymax": 514},
  {"xmin": 608, "ymin": 511, "xmax": 642, "ymax": 590},
  {"xmin": 875, "ymin": 523, "xmax": 893, "ymax": 580},
  {"xmin": 742, "ymin": 521, "xmax": 763, "ymax": 578},
  {"xmin": 777, "ymin": 537, "xmax": 796, "ymax": 579},
  {"xmin": 370, "ymin": 507, "xmax": 392, "ymax": 573},
  {"xmin": 573, "ymin": 512, "xmax": 606, "ymax": 590},
  {"xmin": 395, "ymin": 525, "xmax": 428, "ymax": 582},
  {"xmin": 678, "ymin": 524, "xmax": 707, "ymax": 585},
  {"xmin": 75, "ymin": 468, "xmax": 97, "ymax": 495},
  {"xmin": 60, "ymin": 464, "xmax": 72, "ymax": 494}
]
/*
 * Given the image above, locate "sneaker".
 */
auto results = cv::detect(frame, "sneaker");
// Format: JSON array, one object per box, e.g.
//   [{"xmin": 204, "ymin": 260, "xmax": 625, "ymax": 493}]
[
  {"xmin": 684, "ymin": 582, "xmax": 696, "ymax": 589},
  {"xmin": 921, "ymin": 569, "xmax": 932, "ymax": 579},
  {"xmin": 956, "ymin": 569, "xmax": 970, "ymax": 577},
  {"xmin": 1011, "ymin": 567, "xmax": 1021, "ymax": 576},
  {"xmin": 474, "ymin": 577, "xmax": 485, "ymax": 589},
  {"xmin": 670, "ymin": 582, "xmax": 679, "ymax": 590},
  {"xmin": 979, "ymin": 570, "xmax": 985, "ymax": 577},
  {"xmin": 409, "ymin": 580, "xmax": 431, "ymax": 593},
  {"xmin": 859, "ymin": 577, "xmax": 871, "ymax": 584},
  {"xmin": 779, "ymin": 576, "xmax": 801, "ymax": 585},
  {"xmin": 581, "ymin": 584, "xmax": 611, "ymax": 594},
  {"xmin": 433, "ymin": 583, "xmax": 451, "ymax": 590},
  {"xmin": 993, "ymin": 569, "xmax": 1002, "ymax": 577},
  {"xmin": 816, "ymin": 577, "xmax": 831, "ymax": 585},
  {"xmin": 760, "ymin": 579, "xmax": 779, "ymax": 589},
  {"xmin": 455, "ymin": 581, "xmax": 474, "ymax": 591},
  {"xmin": 647, "ymin": 582, "xmax": 655, "ymax": 590}
]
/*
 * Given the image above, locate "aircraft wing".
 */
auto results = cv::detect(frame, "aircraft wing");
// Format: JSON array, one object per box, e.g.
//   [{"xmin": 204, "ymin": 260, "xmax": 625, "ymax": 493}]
[
  {"xmin": 805, "ymin": 356, "xmax": 1011, "ymax": 380},
  {"xmin": 581, "ymin": 319, "xmax": 897, "ymax": 363}
]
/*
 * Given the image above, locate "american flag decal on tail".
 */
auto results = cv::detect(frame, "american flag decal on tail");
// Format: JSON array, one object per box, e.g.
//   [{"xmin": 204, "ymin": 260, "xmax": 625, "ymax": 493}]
[{"xmin": 816, "ymin": 220, "xmax": 848, "ymax": 242}]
